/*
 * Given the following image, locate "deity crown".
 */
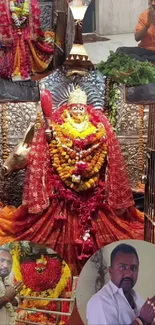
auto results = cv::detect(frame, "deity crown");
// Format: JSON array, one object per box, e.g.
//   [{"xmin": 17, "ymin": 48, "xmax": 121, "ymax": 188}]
[{"xmin": 68, "ymin": 86, "xmax": 87, "ymax": 106}]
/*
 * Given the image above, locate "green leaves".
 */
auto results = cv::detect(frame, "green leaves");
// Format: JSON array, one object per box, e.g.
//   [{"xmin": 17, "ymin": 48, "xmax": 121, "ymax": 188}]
[{"xmin": 96, "ymin": 52, "xmax": 155, "ymax": 86}]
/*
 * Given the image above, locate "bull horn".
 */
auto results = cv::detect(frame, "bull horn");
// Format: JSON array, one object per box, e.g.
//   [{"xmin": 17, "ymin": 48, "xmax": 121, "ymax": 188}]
[{"xmin": 23, "ymin": 123, "xmax": 35, "ymax": 147}]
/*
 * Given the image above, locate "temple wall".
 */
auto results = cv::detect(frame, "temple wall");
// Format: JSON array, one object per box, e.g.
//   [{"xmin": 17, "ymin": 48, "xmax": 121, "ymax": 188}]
[
  {"xmin": 38, "ymin": 0, "xmax": 53, "ymax": 30},
  {"xmin": 95, "ymin": 0, "xmax": 148, "ymax": 35},
  {"xmin": 114, "ymin": 84, "xmax": 148, "ymax": 189}
]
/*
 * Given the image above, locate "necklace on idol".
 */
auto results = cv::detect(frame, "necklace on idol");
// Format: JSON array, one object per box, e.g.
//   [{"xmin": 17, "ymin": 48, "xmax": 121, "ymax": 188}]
[{"xmin": 10, "ymin": 0, "xmax": 30, "ymax": 28}]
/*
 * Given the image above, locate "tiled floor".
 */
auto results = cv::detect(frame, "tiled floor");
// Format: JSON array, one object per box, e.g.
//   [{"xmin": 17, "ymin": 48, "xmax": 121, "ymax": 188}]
[{"xmin": 84, "ymin": 33, "xmax": 137, "ymax": 63}]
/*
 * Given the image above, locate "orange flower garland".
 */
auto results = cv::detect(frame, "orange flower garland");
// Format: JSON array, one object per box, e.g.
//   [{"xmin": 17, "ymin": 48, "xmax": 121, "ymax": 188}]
[{"xmin": 49, "ymin": 116, "xmax": 107, "ymax": 192}]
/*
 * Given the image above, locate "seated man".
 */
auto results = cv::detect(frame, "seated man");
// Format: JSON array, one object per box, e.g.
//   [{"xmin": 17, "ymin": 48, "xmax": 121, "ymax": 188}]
[{"xmin": 116, "ymin": 0, "xmax": 155, "ymax": 62}]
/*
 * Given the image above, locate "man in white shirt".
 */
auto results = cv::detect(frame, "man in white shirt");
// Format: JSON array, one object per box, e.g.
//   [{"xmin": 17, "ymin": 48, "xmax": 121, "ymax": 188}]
[
  {"xmin": 87, "ymin": 243, "xmax": 155, "ymax": 325},
  {"xmin": 0, "ymin": 248, "xmax": 23, "ymax": 325}
]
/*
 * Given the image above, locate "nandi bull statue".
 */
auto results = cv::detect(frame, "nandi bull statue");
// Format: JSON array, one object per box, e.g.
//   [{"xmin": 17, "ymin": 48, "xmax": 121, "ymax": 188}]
[{"xmin": 1, "ymin": 123, "xmax": 35, "ymax": 179}]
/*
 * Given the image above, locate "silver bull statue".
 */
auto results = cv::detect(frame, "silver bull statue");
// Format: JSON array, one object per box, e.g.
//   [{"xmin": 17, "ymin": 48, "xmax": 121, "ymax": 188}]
[{"xmin": 1, "ymin": 123, "xmax": 35, "ymax": 178}]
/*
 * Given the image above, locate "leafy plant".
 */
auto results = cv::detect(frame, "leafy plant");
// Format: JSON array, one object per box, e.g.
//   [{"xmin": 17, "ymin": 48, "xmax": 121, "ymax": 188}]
[{"xmin": 96, "ymin": 51, "xmax": 155, "ymax": 86}]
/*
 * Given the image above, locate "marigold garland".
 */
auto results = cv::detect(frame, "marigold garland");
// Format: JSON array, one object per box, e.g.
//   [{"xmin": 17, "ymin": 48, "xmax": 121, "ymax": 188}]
[
  {"xmin": 49, "ymin": 115, "xmax": 107, "ymax": 192},
  {"xmin": 17, "ymin": 311, "xmax": 57, "ymax": 325}
]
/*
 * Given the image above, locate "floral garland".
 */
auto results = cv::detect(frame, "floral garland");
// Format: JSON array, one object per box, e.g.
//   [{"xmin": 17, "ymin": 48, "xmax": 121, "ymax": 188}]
[
  {"xmin": 11, "ymin": 245, "xmax": 71, "ymax": 302},
  {"xmin": 49, "ymin": 111, "xmax": 107, "ymax": 192},
  {"xmin": 10, "ymin": 0, "xmax": 30, "ymax": 28},
  {"xmin": 17, "ymin": 310, "xmax": 57, "ymax": 325},
  {"xmin": 20, "ymin": 256, "xmax": 62, "ymax": 292}
]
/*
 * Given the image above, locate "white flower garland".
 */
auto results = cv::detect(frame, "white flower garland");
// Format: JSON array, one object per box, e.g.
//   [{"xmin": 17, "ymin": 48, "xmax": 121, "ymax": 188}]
[{"xmin": 10, "ymin": 0, "xmax": 30, "ymax": 28}]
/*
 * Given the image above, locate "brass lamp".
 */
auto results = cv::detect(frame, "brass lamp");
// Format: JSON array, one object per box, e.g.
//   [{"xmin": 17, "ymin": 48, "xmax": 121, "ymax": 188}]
[{"xmin": 64, "ymin": 0, "xmax": 94, "ymax": 74}]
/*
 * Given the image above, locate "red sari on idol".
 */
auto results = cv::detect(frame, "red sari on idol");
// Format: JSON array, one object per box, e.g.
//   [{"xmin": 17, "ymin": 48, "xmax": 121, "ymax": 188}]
[
  {"xmin": 0, "ymin": 0, "xmax": 54, "ymax": 80},
  {"xmin": 0, "ymin": 89, "xmax": 144, "ymax": 275}
]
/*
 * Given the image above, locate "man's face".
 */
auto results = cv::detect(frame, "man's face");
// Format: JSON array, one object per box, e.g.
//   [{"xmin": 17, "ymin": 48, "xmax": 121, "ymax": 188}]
[
  {"xmin": 0, "ymin": 250, "xmax": 12, "ymax": 278},
  {"xmin": 109, "ymin": 252, "xmax": 139, "ymax": 293},
  {"xmin": 151, "ymin": 0, "xmax": 155, "ymax": 10}
]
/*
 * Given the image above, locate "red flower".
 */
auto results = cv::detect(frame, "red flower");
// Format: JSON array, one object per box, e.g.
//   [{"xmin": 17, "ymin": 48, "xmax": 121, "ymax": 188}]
[
  {"xmin": 20, "ymin": 256, "xmax": 62, "ymax": 292},
  {"xmin": 73, "ymin": 139, "xmax": 85, "ymax": 150},
  {"xmin": 76, "ymin": 161, "xmax": 88, "ymax": 171}
]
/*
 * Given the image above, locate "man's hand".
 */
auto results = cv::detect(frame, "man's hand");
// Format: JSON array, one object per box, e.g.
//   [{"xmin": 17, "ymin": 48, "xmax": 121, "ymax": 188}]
[
  {"xmin": 5, "ymin": 281, "xmax": 23, "ymax": 302},
  {"xmin": 139, "ymin": 296, "xmax": 155, "ymax": 324},
  {"xmin": 147, "ymin": 7, "xmax": 155, "ymax": 27}
]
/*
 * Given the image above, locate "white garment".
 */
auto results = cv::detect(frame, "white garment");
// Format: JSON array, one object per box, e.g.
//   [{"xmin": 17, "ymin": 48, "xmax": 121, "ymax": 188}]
[
  {"xmin": 0, "ymin": 276, "xmax": 16, "ymax": 325},
  {"xmin": 86, "ymin": 280, "xmax": 144, "ymax": 325}
]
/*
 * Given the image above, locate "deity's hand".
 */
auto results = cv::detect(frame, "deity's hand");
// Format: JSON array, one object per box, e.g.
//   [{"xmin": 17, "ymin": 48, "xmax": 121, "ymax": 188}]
[{"xmin": 45, "ymin": 128, "xmax": 52, "ymax": 142}]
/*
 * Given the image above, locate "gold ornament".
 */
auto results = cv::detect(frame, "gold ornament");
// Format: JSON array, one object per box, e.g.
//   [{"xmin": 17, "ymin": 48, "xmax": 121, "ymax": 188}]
[
  {"xmin": 36, "ymin": 102, "xmax": 42, "ymax": 130},
  {"xmin": 35, "ymin": 255, "xmax": 47, "ymax": 273},
  {"xmin": 137, "ymin": 105, "xmax": 145, "ymax": 191}
]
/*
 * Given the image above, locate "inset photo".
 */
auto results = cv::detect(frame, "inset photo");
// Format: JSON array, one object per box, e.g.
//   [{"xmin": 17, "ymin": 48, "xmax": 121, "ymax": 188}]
[
  {"xmin": 0, "ymin": 0, "xmax": 71, "ymax": 82},
  {"xmin": 0, "ymin": 241, "xmax": 75, "ymax": 325},
  {"xmin": 76, "ymin": 240, "xmax": 155, "ymax": 325}
]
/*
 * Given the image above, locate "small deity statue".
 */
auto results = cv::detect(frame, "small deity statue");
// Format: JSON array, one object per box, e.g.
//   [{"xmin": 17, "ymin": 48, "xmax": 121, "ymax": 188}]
[
  {"xmin": 0, "ymin": 0, "xmax": 55, "ymax": 80},
  {"xmin": 7, "ymin": 242, "xmax": 72, "ymax": 325},
  {"xmin": 0, "ymin": 87, "xmax": 144, "ymax": 275}
]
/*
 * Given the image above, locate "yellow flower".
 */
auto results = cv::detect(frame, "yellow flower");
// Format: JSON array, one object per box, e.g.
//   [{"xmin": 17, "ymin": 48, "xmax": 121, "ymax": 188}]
[{"xmin": 49, "ymin": 113, "xmax": 108, "ymax": 192}]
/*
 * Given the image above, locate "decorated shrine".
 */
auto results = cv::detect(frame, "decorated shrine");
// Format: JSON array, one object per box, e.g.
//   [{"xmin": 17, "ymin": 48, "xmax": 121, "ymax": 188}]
[
  {"xmin": 0, "ymin": 0, "xmax": 154, "ymax": 272},
  {"xmin": 2, "ymin": 241, "xmax": 75, "ymax": 325},
  {"xmin": 0, "ymin": 0, "xmax": 155, "ymax": 323}
]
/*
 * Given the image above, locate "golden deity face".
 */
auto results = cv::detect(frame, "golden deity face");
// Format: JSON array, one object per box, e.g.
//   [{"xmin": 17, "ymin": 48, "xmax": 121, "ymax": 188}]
[{"xmin": 69, "ymin": 104, "xmax": 87, "ymax": 122}]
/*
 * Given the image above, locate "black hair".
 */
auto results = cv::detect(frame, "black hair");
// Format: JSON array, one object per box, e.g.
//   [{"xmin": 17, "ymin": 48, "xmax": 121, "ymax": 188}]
[{"xmin": 110, "ymin": 243, "xmax": 139, "ymax": 266}]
